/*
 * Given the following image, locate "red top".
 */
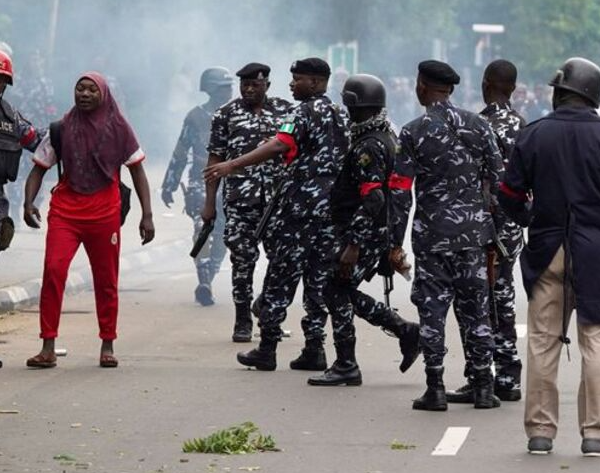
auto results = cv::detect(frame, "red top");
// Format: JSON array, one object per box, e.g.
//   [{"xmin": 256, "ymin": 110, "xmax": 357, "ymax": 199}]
[{"xmin": 49, "ymin": 173, "xmax": 120, "ymax": 221}]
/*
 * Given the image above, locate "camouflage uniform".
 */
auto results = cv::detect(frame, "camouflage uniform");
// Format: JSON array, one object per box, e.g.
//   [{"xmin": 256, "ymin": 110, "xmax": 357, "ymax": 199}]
[
  {"xmin": 208, "ymin": 97, "xmax": 291, "ymax": 305},
  {"xmin": 162, "ymin": 104, "xmax": 227, "ymax": 290},
  {"xmin": 454, "ymin": 102, "xmax": 525, "ymax": 392},
  {"xmin": 396, "ymin": 100, "xmax": 503, "ymax": 370},
  {"xmin": 258, "ymin": 94, "xmax": 350, "ymax": 342},
  {"xmin": 326, "ymin": 113, "xmax": 400, "ymax": 342}
]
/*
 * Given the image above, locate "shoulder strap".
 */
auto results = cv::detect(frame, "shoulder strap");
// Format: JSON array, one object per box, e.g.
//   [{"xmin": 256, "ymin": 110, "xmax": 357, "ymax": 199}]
[{"xmin": 49, "ymin": 121, "xmax": 62, "ymax": 179}]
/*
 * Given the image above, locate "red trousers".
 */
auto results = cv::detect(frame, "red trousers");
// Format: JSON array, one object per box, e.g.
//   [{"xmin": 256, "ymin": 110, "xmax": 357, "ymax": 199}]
[{"xmin": 39, "ymin": 213, "xmax": 121, "ymax": 340}]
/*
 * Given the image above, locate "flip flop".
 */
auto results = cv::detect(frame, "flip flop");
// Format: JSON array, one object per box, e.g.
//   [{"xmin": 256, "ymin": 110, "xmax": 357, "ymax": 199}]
[
  {"xmin": 99, "ymin": 354, "xmax": 118, "ymax": 368},
  {"xmin": 26, "ymin": 353, "xmax": 57, "ymax": 369}
]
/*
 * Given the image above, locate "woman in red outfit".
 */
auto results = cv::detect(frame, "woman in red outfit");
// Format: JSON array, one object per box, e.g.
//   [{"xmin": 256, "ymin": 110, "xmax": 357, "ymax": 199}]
[{"xmin": 23, "ymin": 72, "xmax": 155, "ymax": 368}]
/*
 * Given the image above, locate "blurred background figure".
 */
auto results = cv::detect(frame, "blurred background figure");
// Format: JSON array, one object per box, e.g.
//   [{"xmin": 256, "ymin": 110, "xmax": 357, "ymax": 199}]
[
  {"xmin": 328, "ymin": 67, "xmax": 349, "ymax": 105},
  {"xmin": 161, "ymin": 67, "xmax": 234, "ymax": 306}
]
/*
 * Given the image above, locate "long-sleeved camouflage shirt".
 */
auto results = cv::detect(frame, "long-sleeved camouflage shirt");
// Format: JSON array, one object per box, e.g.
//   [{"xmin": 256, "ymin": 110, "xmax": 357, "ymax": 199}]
[
  {"xmin": 396, "ymin": 100, "xmax": 504, "ymax": 254},
  {"xmin": 162, "ymin": 104, "xmax": 213, "ymax": 192},
  {"xmin": 275, "ymin": 94, "xmax": 350, "ymax": 220},
  {"xmin": 480, "ymin": 101, "xmax": 526, "ymax": 255},
  {"xmin": 208, "ymin": 96, "xmax": 291, "ymax": 207}
]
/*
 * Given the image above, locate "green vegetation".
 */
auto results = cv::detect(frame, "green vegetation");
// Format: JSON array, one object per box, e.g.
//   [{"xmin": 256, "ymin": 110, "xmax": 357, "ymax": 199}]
[
  {"xmin": 182, "ymin": 422, "xmax": 279, "ymax": 455},
  {"xmin": 390, "ymin": 440, "xmax": 417, "ymax": 450}
]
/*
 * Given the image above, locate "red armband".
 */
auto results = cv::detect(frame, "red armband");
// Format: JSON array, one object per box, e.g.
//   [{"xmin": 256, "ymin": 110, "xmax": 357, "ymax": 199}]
[
  {"xmin": 20, "ymin": 127, "xmax": 36, "ymax": 147},
  {"xmin": 276, "ymin": 132, "xmax": 298, "ymax": 165},
  {"xmin": 360, "ymin": 182, "xmax": 383, "ymax": 197},
  {"xmin": 388, "ymin": 173, "xmax": 413, "ymax": 190},
  {"xmin": 500, "ymin": 182, "xmax": 528, "ymax": 201}
]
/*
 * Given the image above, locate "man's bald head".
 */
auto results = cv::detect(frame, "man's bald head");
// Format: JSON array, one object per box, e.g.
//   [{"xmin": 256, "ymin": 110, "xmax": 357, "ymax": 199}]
[{"xmin": 482, "ymin": 59, "xmax": 518, "ymax": 105}]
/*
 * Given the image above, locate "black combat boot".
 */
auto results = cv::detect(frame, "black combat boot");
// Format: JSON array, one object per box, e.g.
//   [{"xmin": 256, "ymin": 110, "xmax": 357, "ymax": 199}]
[
  {"xmin": 473, "ymin": 368, "xmax": 501, "ymax": 409},
  {"xmin": 380, "ymin": 309, "xmax": 420, "ymax": 373},
  {"xmin": 232, "ymin": 302, "xmax": 253, "ymax": 343},
  {"xmin": 289, "ymin": 338, "xmax": 327, "ymax": 371},
  {"xmin": 495, "ymin": 361, "xmax": 523, "ymax": 401},
  {"xmin": 237, "ymin": 337, "xmax": 277, "ymax": 371},
  {"xmin": 446, "ymin": 382, "xmax": 474, "ymax": 403},
  {"xmin": 412, "ymin": 367, "xmax": 448, "ymax": 411},
  {"xmin": 307, "ymin": 338, "xmax": 362, "ymax": 386}
]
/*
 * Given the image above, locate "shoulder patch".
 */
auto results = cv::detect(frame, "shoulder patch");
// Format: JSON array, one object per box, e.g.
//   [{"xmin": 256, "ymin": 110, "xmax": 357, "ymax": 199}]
[
  {"xmin": 358, "ymin": 153, "xmax": 372, "ymax": 167},
  {"xmin": 279, "ymin": 122, "xmax": 295, "ymax": 134}
]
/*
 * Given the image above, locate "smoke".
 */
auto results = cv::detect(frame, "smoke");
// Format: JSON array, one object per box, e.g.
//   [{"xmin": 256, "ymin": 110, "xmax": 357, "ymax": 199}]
[{"xmin": 1, "ymin": 0, "xmax": 590, "ymax": 153}]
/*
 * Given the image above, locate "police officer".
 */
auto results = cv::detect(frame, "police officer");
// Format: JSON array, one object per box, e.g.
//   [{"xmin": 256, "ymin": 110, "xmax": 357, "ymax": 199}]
[
  {"xmin": 1, "ymin": 50, "xmax": 41, "ymax": 254},
  {"xmin": 500, "ymin": 57, "xmax": 600, "ymax": 456},
  {"xmin": 395, "ymin": 60, "xmax": 503, "ymax": 411},
  {"xmin": 8, "ymin": 50, "xmax": 56, "ymax": 226},
  {"xmin": 161, "ymin": 67, "xmax": 233, "ymax": 306},
  {"xmin": 307, "ymin": 74, "xmax": 420, "ymax": 386},
  {"xmin": 202, "ymin": 63, "xmax": 291, "ymax": 342},
  {"xmin": 205, "ymin": 57, "xmax": 350, "ymax": 370},
  {"xmin": 0, "ymin": 50, "xmax": 42, "ymax": 369},
  {"xmin": 447, "ymin": 59, "xmax": 526, "ymax": 404}
]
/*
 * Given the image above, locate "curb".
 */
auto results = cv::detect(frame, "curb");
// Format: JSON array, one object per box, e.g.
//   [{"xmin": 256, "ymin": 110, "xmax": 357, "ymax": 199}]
[{"xmin": 0, "ymin": 238, "xmax": 188, "ymax": 314}]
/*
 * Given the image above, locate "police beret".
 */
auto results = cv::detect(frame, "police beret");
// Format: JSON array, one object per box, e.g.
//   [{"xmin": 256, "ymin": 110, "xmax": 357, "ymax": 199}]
[
  {"xmin": 418, "ymin": 60, "xmax": 460, "ymax": 85},
  {"xmin": 236, "ymin": 63, "xmax": 270, "ymax": 80},
  {"xmin": 290, "ymin": 58, "xmax": 331, "ymax": 77}
]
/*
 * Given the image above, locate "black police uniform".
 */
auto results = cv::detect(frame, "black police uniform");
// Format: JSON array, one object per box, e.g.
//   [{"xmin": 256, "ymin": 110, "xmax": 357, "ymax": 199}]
[{"xmin": 1, "ymin": 98, "xmax": 40, "ymax": 251}]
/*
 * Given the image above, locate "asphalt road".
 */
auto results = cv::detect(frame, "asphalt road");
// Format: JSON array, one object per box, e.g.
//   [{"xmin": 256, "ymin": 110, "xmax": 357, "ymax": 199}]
[
  {"xmin": 0, "ymin": 240, "xmax": 597, "ymax": 473},
  {"xmin": 0, "ymin": 161, "xmax": 596, "ymax": 472}
]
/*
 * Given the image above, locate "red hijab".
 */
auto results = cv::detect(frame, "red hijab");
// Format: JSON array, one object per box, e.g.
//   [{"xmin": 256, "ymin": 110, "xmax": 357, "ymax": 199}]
[{"xmin": 60, "ymin": 71, "xmax": 139, "ymax": 194}]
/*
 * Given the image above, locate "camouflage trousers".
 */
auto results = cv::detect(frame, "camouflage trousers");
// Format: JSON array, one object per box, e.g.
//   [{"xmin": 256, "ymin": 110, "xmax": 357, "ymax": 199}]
[
  {"xmin": 223, "ymin": 203, "xmax": 275, "ymax": 304},
  {"xmin": 455, "ymin": 250, "xmax": 522, "ymax": 390},
  {"xmin": 258, "ymin": 218, "xmax": 333, "ymax": 342},
  {"xmin": 324, "ymin": 228, "xmax": 388, "ymax": 344},
  {"xmin": 411, "ymin": 248, "xmax": 494, "ymax": 369}
]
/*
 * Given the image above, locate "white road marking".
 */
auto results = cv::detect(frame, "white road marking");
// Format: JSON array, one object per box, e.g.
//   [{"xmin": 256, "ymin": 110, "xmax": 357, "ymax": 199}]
[
  {"xmin": 516, "ymin": 324, "xmax": 527, "ymax": 338},
  {"xmin": 431, "ymin": 427, "xmax": 471, "ymax": 456}
]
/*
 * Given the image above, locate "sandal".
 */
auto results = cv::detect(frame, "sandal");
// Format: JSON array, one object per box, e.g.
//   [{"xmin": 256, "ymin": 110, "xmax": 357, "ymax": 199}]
[
  {"xmin": 26, "ymin": 352, "xmax": 57, "ymax": 369},
  {"xmin": 99, "ymin": 354, "xmax": 118, "ymax": 368}
]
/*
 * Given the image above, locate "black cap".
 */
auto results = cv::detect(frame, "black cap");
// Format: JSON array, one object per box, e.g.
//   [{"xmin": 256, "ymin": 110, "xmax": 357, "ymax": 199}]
[
  {"xmin": 290, "ymin": 57, "xmax": 331, "ymax": 78},
  {"xmin": 236, "ymin": 62, "xmax": 270, "ymax": 80},
  {"xmin": 418, "ymin": 60, "xmax": 460, "ymax": 85}
]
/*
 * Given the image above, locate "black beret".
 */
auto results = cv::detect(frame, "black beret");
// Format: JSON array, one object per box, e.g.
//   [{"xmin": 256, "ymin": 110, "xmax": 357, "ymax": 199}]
[
  {"xmin": 418, "ymin": 60, "xmax": 460, "ymax": 85},
  {"xmin": 290, "ymin": 57, "xmax": 331, "ymax": 77},
  {"xmin": 236, "ymin": 62, "xmax": 270, "ymax": 80}
]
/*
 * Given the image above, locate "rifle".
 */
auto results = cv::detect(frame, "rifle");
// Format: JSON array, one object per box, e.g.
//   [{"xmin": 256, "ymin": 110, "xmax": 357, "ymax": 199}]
[
  {"xmin": 383, "ymin": 267, "xmax": 394, "ymax": 308},
  {"xmin": 190, "ymin": 219, "xmax": 215, "ymax": 258},
  {"xmin": 254, "ymin": 179, "xmax": 284, "ymax": 241}
]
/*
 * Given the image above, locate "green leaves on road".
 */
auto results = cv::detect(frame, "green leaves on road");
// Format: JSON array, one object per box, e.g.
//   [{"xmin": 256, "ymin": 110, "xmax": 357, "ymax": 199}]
[
  {"xmin": 182, "ymin": 422, "xmax": 279, "ymax": 454},
  {"xmin": 390, "ymin": 440, "xmax": 416, "ymax": 450}
]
